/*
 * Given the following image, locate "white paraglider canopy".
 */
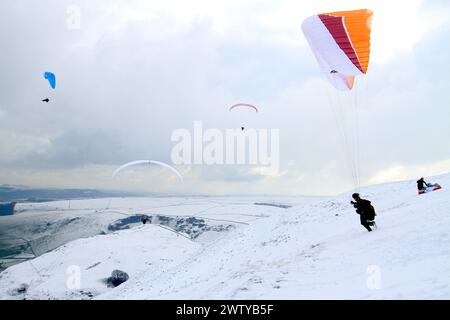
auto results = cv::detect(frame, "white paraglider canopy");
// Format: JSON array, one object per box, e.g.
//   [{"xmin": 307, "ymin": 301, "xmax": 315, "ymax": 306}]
[{"xmin": 112, "ymin": 160, "xmax": 183, "ymax": 182}]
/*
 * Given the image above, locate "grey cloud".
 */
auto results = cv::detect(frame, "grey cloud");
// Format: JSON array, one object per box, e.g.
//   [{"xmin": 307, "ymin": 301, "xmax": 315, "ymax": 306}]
[{"xmin": 1, "ymin": 1, "xmax": 450, "ymax": 194}]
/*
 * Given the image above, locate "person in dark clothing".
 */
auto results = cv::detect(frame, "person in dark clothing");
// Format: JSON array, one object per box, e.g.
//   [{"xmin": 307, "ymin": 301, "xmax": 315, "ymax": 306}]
[
  {"xmin": 417, "ymin": 177, "xmax": 429, "ymax": 192},
  {"xmin": 141, "ymin": 216, "xmax": 148, "ymax": 224},
  {"xmin": 351, "ymin": 193, "xmax": 376, "ymax": 232}
]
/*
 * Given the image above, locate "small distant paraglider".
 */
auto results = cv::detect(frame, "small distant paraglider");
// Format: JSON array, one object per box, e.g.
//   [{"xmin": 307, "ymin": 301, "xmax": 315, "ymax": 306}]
[
  {"xmin": 229, "ymin": 103, "xmax": 259, "ymax": 131},
  {"xmin": 229, "ymin": 103, "xmax": 259, "ymax": 113},
  {"xmin": 42, "ymin": 72, "xmax": 56, "ymax": 103},
  {"xmin": 44, "ymin": 72, "xmax": 56, "ymax": 89},
  {"xmin": 112, "ymin": 160, "xmax": 183, "ymax": 182}
]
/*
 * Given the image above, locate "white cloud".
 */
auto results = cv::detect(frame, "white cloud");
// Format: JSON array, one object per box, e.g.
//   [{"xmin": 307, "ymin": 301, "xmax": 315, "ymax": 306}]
[
  {"xmin": 97, "ymin": 0, "xmax": 438, "ymax": 62},
  {"xmin": 369, "ymin": 160, "xmax": 450, "ymax": 185}
]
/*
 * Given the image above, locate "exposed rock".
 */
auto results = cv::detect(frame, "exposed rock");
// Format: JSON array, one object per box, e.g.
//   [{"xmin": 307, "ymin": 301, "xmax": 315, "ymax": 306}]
[
  {"xmin": 9, "ymin": 283, "xmax": 29, "ymax": 296},
  {"xmin": 108, "ymin": 215, "xmax": 234, "ymax": 239},
  {"xmin": 254, "ymin": 202, "xmax": 292, "ymax": 209},
  {"xmin": 106, "ymin": 270, "xmax": 129, "ymax": 288}
]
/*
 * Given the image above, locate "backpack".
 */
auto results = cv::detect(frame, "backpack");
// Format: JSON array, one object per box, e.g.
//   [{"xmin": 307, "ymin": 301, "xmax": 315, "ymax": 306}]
[{"xmin": 366, "ymin": 203, "xmax": 376, "ymax": 220}]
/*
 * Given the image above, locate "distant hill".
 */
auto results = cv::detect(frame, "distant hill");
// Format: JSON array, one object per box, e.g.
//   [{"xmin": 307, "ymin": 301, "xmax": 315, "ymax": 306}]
[{"xmin": 0, "ymin": 185, "xmax": 146, "ymax": 202}]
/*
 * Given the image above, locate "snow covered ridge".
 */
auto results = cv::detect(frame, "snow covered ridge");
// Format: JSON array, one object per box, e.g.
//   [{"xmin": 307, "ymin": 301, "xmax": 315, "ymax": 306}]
[
  {"xmin": 0, "ymin": 198, "xmax": 242, "ymax": 272},
  {"xmin": 0, "ymin": 174, "xmax": 449, "ymax": 299}
]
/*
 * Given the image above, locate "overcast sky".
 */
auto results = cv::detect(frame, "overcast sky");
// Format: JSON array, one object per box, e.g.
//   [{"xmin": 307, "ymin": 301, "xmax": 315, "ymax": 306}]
[{"xmin": 0, "ymin": 0, "xmax": 449, "ymax": 196}]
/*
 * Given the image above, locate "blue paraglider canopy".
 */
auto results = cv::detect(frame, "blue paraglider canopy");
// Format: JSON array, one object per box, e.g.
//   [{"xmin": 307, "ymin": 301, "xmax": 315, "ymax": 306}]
[{"xmin": 44, "ymin": 72, "xmax": 56, "ymax": 89}]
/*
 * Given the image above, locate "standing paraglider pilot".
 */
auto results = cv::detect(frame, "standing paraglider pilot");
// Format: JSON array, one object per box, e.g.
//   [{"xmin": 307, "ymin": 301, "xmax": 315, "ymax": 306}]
[{"xmin": 351, "ymin": 193, "xmax": 377, "ymax": 232}]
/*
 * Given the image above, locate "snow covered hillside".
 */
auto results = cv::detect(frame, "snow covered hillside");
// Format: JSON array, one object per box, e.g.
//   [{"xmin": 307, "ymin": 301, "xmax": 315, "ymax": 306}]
[{"xmin": 1, "ymin": 174, "xmax": 449, "ymax": 299}]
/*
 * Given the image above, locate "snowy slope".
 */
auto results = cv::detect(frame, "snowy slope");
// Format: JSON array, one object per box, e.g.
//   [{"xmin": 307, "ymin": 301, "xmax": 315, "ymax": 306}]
[
  {"xmin": 0, "ymin": 196, "xmax": 289, "ymax": 268},
  {"xmin": 1, "ymin": 175, "xmax": 449, "ymax": 299}
]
